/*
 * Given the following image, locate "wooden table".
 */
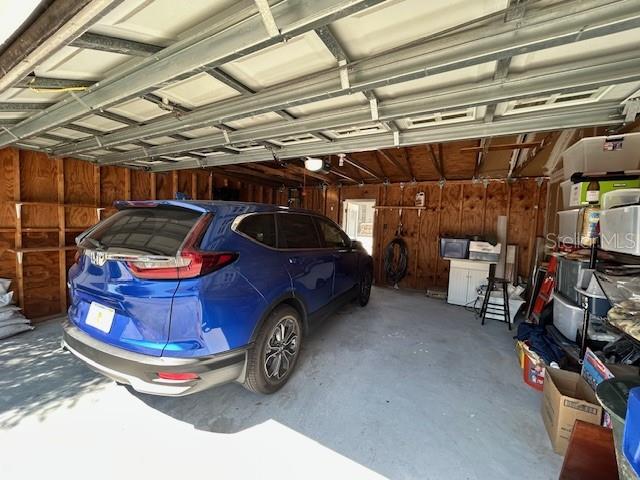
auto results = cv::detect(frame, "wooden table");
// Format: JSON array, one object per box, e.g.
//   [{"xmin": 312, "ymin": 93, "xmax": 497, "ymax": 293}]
[{"xmin": 559, "ymin": 420, "xmax": 619, "ymax": 480}]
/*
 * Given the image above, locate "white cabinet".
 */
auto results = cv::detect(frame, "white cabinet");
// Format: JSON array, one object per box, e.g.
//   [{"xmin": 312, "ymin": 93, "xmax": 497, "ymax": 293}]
[{"xmin": 447, "ymin": 259, "xmax": 493, "ymax": 306}]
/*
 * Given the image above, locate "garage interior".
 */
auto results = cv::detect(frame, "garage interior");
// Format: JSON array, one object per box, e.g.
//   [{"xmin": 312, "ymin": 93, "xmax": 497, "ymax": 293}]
[{"xmin": 2, "ymin": 0, "xmax": 640, "ymax": 478}]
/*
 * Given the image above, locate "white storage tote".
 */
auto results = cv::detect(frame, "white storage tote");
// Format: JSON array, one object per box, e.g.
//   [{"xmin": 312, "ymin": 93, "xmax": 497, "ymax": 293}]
[
  {"xmin": 553, "ymin": 293, "xmax": 584, "ymax": 342},
  {"xmin": 600, "ymin": 205, "xmax": 640, "ymax": 256},
  {"xmin": 562, "ymin": 133, "xmax": 640, "ymax": 181}
]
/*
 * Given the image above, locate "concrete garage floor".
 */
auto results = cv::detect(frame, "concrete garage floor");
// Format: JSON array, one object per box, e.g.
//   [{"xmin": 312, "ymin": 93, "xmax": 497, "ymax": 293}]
[{"xmin": 0, "ymin": 288, "xmax": 562, "ymax": 479}]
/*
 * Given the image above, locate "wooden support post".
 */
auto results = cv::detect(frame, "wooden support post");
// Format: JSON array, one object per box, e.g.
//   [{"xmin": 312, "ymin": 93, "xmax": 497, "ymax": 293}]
[
  {"xmin": 208, "ymin": 172, "xmax": 213, "ymax": 200},
  {"xmin": 124, "ymin": 168, "xmax": 131, "ymax": 200},
  {"xmin": 56, "ymin": 158, "xmax": 67, "ymax": 312},
  {"xmin": 171, "ymin": 171, "xmax": 178, "ymax": 199},
  {"xmin": 12, "ymin": 150, "xmax": 23, "ymax": 310},
  {"xmin": 94, "ymin": 163, "xmax": 100, "ymax": 206},
  {"xmin": 191, "ymin": 172, "xmax": 197, "ymax": 199},
  {"xmin": 150, "ymin": 172, "xmax": 157, "ymax": 200}
]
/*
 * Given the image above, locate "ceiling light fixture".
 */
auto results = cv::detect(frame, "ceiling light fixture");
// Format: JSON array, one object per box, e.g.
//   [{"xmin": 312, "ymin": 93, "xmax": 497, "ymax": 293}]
[
  {"xmin": 338, "ymin": 153, "xmax": 345, "ymax": 167},
  {"xmin": 304, "ymin": 156, "xmax": 326, "ymax": 172}
]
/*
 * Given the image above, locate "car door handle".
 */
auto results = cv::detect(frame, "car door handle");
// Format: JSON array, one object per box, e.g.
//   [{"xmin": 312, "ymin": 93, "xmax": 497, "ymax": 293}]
[
  {"xmin": 288, "ymin": 256, "xmax": 300, "ymax": 265},
  {"xmin": 332, "ymin": 253, "xmax": 341, "ymax": 259}
]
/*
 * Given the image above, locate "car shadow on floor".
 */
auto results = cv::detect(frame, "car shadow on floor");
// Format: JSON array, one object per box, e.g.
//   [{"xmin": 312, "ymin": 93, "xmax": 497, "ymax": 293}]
[
  {"xmin": 0, "ymin": 319, "xmax": 109, "ymax": 429},
  {"xmin": 132, "ymin": 300, "xmax": 360, "ymax": 434}
]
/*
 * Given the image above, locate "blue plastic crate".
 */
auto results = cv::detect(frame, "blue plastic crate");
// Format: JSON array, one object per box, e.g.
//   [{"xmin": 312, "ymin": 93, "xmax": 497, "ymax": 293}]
[{"xmin": 623, "ymin": 386, "xmax": 640, "ymax": 477}]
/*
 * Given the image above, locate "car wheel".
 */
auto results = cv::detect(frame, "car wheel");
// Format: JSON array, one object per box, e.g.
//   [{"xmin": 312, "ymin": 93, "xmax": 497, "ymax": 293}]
[
  {"xmin": 358, "ymin": 268, "xmax": 372, "ymax": 307},
  {"xmin": 244, "ymin": 305, "xmax": 303, "ymax": 394}
]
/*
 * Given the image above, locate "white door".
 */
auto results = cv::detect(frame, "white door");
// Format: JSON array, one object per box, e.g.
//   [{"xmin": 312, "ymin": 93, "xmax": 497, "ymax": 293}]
[{"xmin": 447, "ymin": 267, "xmax": 469, "ymax": 306}]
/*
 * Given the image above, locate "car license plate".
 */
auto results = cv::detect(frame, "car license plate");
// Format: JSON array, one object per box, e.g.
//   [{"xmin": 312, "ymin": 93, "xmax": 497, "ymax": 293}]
[{"xmin": 85, "ymin": 302, "xmax": 115, "ymax": 333}]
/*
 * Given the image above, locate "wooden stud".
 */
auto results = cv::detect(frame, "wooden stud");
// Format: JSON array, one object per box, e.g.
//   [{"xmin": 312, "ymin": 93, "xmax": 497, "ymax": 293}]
[
  {"xmin": 171, "ymin": 171, "xmax": 178, "ymax": 199},
  {"xmin": 56, "ymin": 158, "xmax": 67, "ymax": 313},
  {"xmin": 124, "ymin": 168, "xmax": 131, "ymax": 200},
  {"xmin": 191, "ymin": 172, "xmax": 197, "ymax": 199},
  {"xmin": 150, "ymin": 172, "xmax": 157, "ymax": 200}
]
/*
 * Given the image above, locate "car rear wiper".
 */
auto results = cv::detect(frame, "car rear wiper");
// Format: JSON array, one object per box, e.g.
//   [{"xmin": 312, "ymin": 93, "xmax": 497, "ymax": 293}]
[{"xmin": 85, "ymin": 237, "xmax": 106, "ymax": 251}]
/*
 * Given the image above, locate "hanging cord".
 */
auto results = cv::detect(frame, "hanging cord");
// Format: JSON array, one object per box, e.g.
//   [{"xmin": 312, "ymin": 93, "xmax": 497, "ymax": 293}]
[{"xmin": 384, "ymin": 237, "xmax": 409, "ymax": 288}]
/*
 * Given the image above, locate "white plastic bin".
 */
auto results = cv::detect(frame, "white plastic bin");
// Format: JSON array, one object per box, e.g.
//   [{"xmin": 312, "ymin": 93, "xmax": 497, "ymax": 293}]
[
  {"xmin": 562, "ymin": 133, "xmax": 640, "ymax": 180},
  {"xmin": 601, "ymin": 189, "xmax": 640, "ymax": 210},
  {"xmin": 557, "ymin": 209, "xmax": 580, "ymax": 245},
  {"xmin": 553, "ymin": 293, "xmax": 584, "ymax": 342},
  {"xmin": 600, "ymin": 205, "xmax": 640, "ymax": 256},
  {"xmin": 560, "ymin": 180, "xmax": 572, "ymax": 210}
]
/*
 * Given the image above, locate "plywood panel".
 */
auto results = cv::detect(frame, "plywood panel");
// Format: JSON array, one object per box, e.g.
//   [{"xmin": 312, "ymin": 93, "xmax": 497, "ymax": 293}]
[
  {"xmin": 196, "ymin": 171, "xmax": 211, "ymax": 200},
  {"xmin": 0, "ymin": 233, "xmax": 15, "ymax": 283},
  {"xmin": 461, "ymin": 182, "xmax": 485, "ymax": 237},
  {"xmin": 22, "ymin": 232, "xmax": 59, "ymax": 249},
  {"xmin": 177, "ymin": 170, "xmax": 193, "ymax": 197},
  {"xmin": 0, "ymin": 148, "xmax": 19, "ymax": 202},
  {"xmin": 155, "ymin": 172, "xmax": 173, "ymax": 199},
  {"xmin": 64, "ymin": 158, "xmax": 96, "ymax": 204},
  {"xmin": 483, "ymin": 182, "xmax": 508, "ymax": 237},
  {"xmin": 22, "ymin": 204, "xmax": 58, "ymax": 228},
  {"xmin": 20, "ymin": 150, "xmax": 57, "ymax": 203},
  {"xmin": 22, "ymin": 252, "xmax": 60, "ymax": 318},
  {"xmin": 416, "ymin": 211, "xmax": 439, "ymax": 289},
  {"xmin": 66, "ymin": 206, "xmax": 99, "ymax": 229},
  {"xmin": 100, "ymin": 166, "xmax": 128, "ymax": 206},
  {"xmin": 508, "ymin": 180, "xmax": 539, "ymax": 278},
  {"xmin": 439, "ymin": 183, "xmax": 463, "ymax": 237},
  {"xmin": 325, "ymin": 186, "xmax": 339, "ymax": 222},
  {"xmin": 399, "ymin": 209, "xmax": 420, "ymax": 289},
  {"xmin": 131, "ymin": 170, "xmax": 152, "ymax": 200}
]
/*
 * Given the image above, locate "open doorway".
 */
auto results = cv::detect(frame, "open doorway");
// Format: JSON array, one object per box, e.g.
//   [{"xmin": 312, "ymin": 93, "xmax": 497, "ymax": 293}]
[{"xmin": 343, "ymin": 199, "xmax": 375, "ymax": 254}]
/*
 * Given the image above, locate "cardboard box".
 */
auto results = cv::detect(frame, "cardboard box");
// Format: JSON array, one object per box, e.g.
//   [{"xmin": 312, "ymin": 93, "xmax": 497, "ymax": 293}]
[{"xmin": 541, "ymin": 368, "xmax": 603, "ymax": 455}]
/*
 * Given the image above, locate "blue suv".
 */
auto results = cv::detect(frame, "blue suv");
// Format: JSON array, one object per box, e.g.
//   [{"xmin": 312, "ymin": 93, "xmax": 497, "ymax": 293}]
[{"xmin": 62, "ymin": 200, "xmax": 373, "ymax": 396}]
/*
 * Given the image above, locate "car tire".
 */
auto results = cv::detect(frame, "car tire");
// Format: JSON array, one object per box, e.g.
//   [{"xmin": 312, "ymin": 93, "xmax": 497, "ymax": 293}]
[
  {"xmin": 358, "ymin": 267, "xmax": 373, "ymax": 307},
  {"xmin": 243, "ymin": 305, "xmax": 303, "ymax": 394}
]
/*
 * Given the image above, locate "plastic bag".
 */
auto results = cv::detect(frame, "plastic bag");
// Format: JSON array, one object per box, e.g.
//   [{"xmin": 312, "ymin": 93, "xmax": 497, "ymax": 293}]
[
  {"xmin": 0, "ymin": 291, "xmax": 13, "ymax": 307},
  {"xmin": 0, "ymin": 323, "xmax": 33, "ymax": 340},
  {"xmin": 0, "ymin": 278, "xmax": 10, "ymax": 295},
  {"xmin": 0, "ymin": 305, "xmax": 21, "ymax": 322},
  {"xmin": 0, "ymin": 317, "xmax": 29, "ymax": 328}
]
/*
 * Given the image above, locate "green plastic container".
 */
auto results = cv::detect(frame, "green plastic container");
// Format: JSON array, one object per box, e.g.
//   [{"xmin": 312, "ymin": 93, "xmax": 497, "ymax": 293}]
[{"xmin": 570, "ymin": 179, "xmax": 640, "ymax": 207}]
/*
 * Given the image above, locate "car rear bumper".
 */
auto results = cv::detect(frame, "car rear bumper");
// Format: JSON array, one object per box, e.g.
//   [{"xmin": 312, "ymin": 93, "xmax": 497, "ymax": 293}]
[{"xmin": 61, "ymin": 320, "xmax": 247, "ymax": 396}]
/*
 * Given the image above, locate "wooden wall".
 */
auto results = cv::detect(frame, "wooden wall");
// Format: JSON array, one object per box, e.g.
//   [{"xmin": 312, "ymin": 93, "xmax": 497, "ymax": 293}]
[
  {"xmin": 0, "ymin": 148, "xmax": 287, "ymax": 321},
  {"xmin": 0, "ymin": 145, "xmax": 549, "ymax": 319},
  {"xmin": 303, "ymin": 178, "xmax": 548, "ymax": 290}
]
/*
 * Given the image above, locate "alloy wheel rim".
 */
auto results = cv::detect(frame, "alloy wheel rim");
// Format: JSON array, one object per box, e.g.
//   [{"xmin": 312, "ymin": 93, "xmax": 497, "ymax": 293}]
[{"xmin": 264, "ymin": 317, "xmax": 299, "ymax": 381}]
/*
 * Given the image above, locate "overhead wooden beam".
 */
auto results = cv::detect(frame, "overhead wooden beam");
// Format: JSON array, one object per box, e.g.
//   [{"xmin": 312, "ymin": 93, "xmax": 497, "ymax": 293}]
[
  {"xmin": 342, "ymin": 155, "xmax": 382, "ymax": 181},
  {"xmin": 244, "ymin": 163, "xmax": 304, "ymax": 184},
  {"xmin": 287, "ymin": 162, "xmax": 337, "ymax": 184},
  {"xmin": 512, "ymin": 132, "xmax": 556, "ymax": 177},
  {"xmin": 332, "ymin": 155, "xmax": 364, "ymax": 183},
  {"xmin": 223, "ymin": 165, "xmax": 300, "ymax": 187},
  {"xmin": 210, "ymin": 167, "xmax": 284, "ymax": 188},
  {"xmin": 377, "ymin": 149, "xmax": 412, "ymax": 179},
  {"xmin": 330, "ymin": 168, "xmax": 359, "ymax": 184},
  {"xmin": 474, "ymin": 137, "xmax": 491, "ymax": 178},
  {"xmin": 427, "ymin": 144, "xmax": 445, "ymax": 179},
  {"xmin": 402, "ymin": 147, "xmax": 415, "ymax": 180},
  {"xmin": 438, "ymin": 143, "xmax": 445, "ymax": 178},
  {"xmin": 461, "ymin": 142, "xmax": 543, "ymax": 153}
]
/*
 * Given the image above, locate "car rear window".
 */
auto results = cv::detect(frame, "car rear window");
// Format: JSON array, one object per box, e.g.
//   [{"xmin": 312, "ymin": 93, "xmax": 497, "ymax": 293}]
[
  {"xmin": 80, "ymin": 207, "xmax": 201, "ymax": 256},
  {"xmin": 236, "ymin": 213, "xmax": 276, "ymax": 247},
  {"xmin": 277, "ymin": 213, "xmax": 321, "ymax": 249}
]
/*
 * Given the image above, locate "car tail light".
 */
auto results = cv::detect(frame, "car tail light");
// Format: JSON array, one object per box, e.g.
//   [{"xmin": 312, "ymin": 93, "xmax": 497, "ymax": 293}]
[
  {"xmin": 157, "ymin": 372, "xmax": 200, "ymax": 381},
  {"xmin": 126, "ymin": 213, "xmax": 238, "ymax": 280}
]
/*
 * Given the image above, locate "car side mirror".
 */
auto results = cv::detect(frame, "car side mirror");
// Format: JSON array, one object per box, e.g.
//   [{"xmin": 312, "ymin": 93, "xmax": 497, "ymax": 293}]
[{"xmin": 351, "ymin": 239, "xmax": 363, "ymax": 250}]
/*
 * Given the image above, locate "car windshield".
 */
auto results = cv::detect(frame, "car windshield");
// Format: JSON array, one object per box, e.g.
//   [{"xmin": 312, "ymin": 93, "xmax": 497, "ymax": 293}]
[{"xmin": 79, "ymin": 207, "xmax": 201, "ymax": 256}]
